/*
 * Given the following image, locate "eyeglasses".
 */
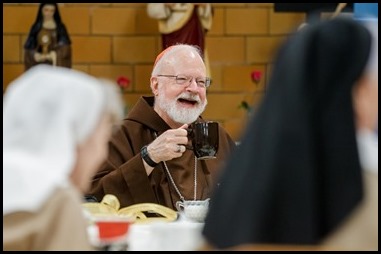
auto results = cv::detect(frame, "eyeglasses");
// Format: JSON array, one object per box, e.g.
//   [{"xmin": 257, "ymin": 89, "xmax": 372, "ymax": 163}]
[{"xmin": 157, "ymin": 74, "xmax": 211, "ymax": 88}]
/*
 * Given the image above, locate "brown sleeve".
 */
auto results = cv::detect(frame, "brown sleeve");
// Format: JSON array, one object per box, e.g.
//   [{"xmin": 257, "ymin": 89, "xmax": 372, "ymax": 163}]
[{"xmin": 87, "ymin": 125, "xmax": 157, "ymax": 208}]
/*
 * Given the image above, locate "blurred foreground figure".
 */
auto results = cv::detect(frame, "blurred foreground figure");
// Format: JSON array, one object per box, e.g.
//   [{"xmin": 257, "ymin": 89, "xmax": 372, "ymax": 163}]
[
  {"xmin": 202, "ymin": 18, "xmax": 378, "ymax": 251},
  {"xmin": 3, "ymin": 65, "xmax": 124, "ymax": 250}
]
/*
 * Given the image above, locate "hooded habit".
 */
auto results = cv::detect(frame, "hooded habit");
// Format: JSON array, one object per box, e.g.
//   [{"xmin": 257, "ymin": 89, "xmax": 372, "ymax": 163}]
[{"xmin": 203, "ymin": 18, "xmax": 372, "ymax": 248}]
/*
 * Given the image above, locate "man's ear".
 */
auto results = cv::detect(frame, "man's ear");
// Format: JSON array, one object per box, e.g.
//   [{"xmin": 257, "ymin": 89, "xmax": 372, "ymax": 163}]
[{"xmin": 150, "ymin": 76, "xmax": 159, "ymax": 96}]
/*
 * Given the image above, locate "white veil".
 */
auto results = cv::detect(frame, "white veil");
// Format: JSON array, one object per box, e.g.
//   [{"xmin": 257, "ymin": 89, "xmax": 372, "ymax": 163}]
[{"xmin": 3, "ymin": 65, "xmax": 108, "ymax": 215}]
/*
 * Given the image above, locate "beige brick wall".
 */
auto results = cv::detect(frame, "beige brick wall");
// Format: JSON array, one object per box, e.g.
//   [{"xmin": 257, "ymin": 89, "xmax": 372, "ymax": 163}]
[{"xmin": 2, "ymin": 3, "xmax": 306, "ymax": 141}]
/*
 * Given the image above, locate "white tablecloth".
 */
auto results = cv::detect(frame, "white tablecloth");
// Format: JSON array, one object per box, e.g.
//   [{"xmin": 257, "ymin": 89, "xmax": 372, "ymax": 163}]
[{"xmin": 127, "ymin": 213, "xmax": 205, "ymax": 251}]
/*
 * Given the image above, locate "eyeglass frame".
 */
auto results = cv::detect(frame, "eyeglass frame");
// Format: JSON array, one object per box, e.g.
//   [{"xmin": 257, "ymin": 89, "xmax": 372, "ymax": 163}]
[{"xmin": 156, "ymin": 74, "xmax": 211, "ymax": 88}]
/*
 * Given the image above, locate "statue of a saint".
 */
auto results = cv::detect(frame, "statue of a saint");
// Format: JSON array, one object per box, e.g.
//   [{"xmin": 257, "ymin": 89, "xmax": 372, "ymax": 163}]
[{"xmin": 24, "ymin": 3, "xmax": 71, "ymax": 71}]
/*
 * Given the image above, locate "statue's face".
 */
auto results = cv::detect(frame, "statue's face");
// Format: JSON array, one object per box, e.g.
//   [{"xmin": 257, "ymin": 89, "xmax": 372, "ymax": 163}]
[{"xmin": 42, "ymin": 4, "xmax": 55, "ymax": 21}]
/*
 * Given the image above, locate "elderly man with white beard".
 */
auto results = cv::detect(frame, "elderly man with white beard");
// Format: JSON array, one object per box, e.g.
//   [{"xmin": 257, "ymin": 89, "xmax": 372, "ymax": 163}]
[{"xmin": 87, "ymin": 44, "xmax": 235, "ymax": 210}]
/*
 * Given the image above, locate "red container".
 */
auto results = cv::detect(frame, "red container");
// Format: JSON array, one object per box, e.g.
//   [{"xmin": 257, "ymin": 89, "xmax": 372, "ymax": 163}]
[{"xmin": 95, "ymin": 217, "xmax": 132, "ymax": 241}]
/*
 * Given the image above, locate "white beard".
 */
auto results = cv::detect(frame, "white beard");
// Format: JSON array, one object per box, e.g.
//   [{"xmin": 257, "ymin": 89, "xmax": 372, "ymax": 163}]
[
  {"xmin": 156, "ymin": 92, "xmax": 207, "ymax": 124},
  {"xmin": 356, "ymin": 129, "xmax": 378, "ymax": 175}
]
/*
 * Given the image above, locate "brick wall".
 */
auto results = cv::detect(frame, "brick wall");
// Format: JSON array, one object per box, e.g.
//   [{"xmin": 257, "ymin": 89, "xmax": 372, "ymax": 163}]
[{"xmin": 3, "ymin": 3, "xmax": 305, "ymax": 141}]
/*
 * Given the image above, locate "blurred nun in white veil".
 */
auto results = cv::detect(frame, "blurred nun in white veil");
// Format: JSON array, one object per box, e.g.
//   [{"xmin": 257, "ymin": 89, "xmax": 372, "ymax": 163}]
[{"xmin": 3, "ymin": 65, "xmax": 124, "ymax": 250}]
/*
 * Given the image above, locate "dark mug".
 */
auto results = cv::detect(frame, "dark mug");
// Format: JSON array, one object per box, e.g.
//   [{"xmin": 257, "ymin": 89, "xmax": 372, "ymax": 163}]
[{"xmin": 188, "ymin": 121, "xmax": 219, "ymax": 160}]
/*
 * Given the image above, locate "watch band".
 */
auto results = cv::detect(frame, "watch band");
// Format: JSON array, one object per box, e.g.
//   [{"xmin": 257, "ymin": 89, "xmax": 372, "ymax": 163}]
[{"xmin": 141, "ymin": 145, "xmax": 158, "ymax": 167}]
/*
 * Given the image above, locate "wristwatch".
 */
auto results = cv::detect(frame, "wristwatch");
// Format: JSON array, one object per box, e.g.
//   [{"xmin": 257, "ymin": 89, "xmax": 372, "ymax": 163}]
[{"xmin": 140, "ymin": 145, "xmax": 158, "ymax": 167}]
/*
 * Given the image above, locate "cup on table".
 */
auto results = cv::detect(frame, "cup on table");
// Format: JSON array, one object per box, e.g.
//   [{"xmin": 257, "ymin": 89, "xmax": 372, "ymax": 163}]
[
  {"xmin": 188, "ymin": 121, "xmax": 219, "ymax": 160},
  {"xmin": 175, "ymin": 198, "xmax": 210, "ymax": 223}
]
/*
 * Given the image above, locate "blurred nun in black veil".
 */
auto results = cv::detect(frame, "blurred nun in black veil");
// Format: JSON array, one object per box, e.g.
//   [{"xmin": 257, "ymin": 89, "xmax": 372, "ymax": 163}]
[{"xmin": 202, "ymin": 17, "xmax": 378, "ymax": 251}]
